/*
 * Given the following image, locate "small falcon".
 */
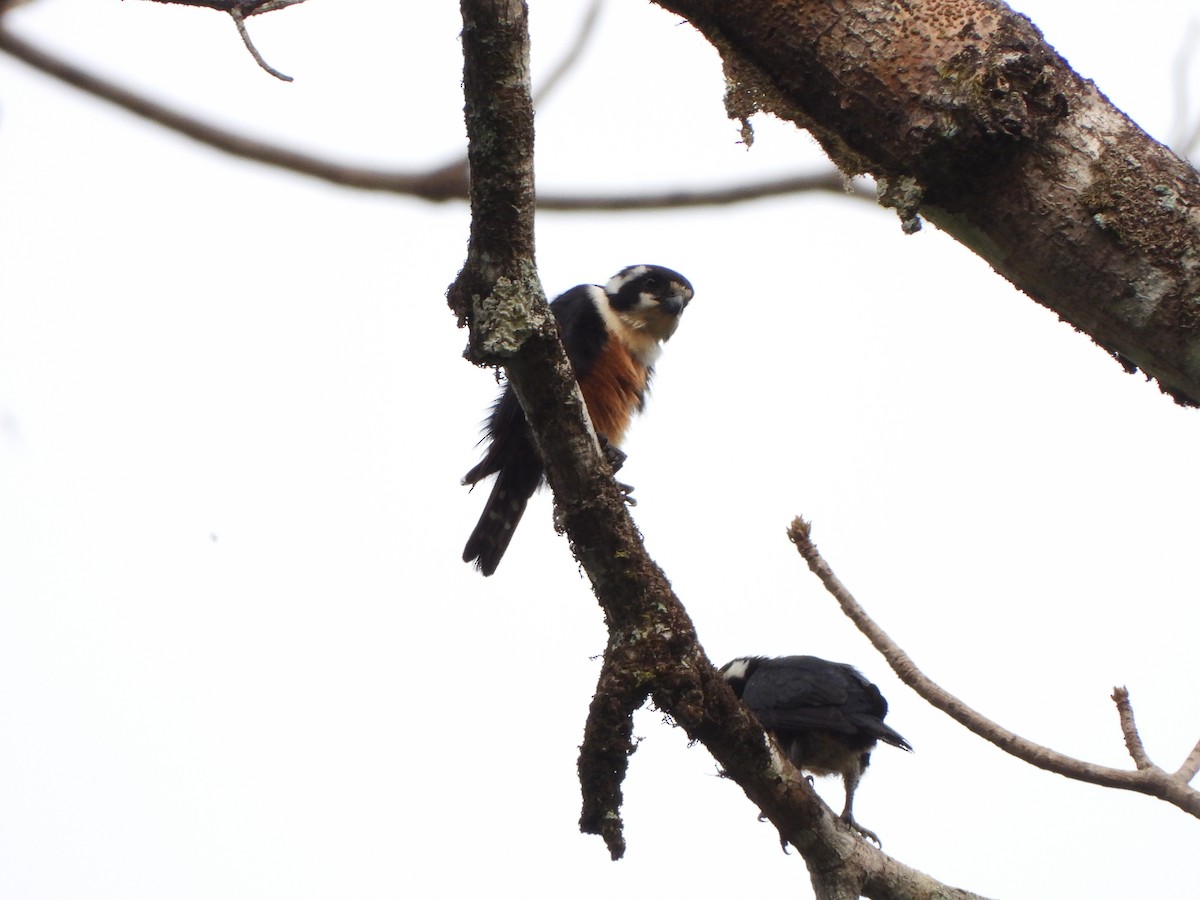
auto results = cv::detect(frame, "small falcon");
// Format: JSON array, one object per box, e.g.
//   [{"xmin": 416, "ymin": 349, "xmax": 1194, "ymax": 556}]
[
  {"xmin": 719, "ymin": 655, "xmax": 911, "ymax": 843},
  {"xmin": 462, "ymin": 265, "xmax": 694, "ymax": 576}
]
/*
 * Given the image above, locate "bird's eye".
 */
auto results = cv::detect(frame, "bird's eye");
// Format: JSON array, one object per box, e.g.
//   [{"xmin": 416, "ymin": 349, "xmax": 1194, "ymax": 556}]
[{"xmin": 641, "ymin": 276, "xmax": 658, "ymax": 290}]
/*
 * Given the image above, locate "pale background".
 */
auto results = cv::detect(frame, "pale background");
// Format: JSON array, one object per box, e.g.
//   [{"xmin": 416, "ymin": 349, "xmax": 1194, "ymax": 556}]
[{"xmin": 2, "ymin": 2, "xmax": 1198, "ymax": 897}]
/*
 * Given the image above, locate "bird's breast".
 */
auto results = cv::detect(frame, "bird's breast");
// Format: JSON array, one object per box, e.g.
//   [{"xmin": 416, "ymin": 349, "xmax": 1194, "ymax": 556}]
[{"xmin": 579, "ymin": 340, "xmax": 649, "ymax": 446}]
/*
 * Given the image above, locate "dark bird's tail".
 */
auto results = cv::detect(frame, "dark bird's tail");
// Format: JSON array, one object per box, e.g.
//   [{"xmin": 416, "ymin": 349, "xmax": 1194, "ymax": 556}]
[
  {"xmin": 867, "ymin": 720, "xmax": 912, "ymax": 752},
  {"xmin": 462, "ymin": 461, "xmax": 540, "ymax": 576}
]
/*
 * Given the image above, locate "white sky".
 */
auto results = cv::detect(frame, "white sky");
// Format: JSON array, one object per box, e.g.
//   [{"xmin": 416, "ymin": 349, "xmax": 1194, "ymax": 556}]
[{"xmin": 2, "ymin": 1, "xmax": 1199, "ymax": 898}]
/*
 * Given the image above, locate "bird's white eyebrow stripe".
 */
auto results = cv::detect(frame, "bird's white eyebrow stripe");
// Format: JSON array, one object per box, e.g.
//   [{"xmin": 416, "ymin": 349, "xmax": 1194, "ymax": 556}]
[{"xmin": 604, "ymin": 265, "xmax": 650, "ymax": 295}]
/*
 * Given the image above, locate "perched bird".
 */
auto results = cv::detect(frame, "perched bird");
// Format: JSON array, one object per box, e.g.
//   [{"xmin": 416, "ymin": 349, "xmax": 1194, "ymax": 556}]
[
  {"xmin": 462, "ymin": 265, "xmax": 694, "ymax": 576},
  {"xmin": 719, "ymin": 655, "xmax": 911, "ymax": 842}
]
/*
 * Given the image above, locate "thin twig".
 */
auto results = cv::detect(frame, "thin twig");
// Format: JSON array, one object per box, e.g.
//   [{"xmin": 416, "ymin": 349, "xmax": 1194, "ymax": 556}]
[
  {"xmin": 229, "ymin": 5, "xmax": 292, "ymax": 81},
  {"xmin": 1175, "ymin": 738, "xmax": 1200, "ymax": 782},
  {"xmin": 1112, "ymin": 686, "xmax": 1153, "ymax": 770},
  {"xmin": 786, "ymin": 516, "xmax": 1200, "ymax": 818},
  {"xmin": 532, "ymin": 0, "xmax": 603, "ymax": 107},
  {"xmin": 540, "ymin": 173, "xmax": 868, "ymax": 209}
]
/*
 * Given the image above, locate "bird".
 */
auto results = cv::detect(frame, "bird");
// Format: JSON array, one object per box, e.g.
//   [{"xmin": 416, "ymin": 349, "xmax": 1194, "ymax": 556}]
[
  {"xmin": 462, "ymin": 265, "xmax": 694, "ymax": 576},
  {"xmin": 719, "ymin": 655, "xmax": 911, "ymax": 843}
]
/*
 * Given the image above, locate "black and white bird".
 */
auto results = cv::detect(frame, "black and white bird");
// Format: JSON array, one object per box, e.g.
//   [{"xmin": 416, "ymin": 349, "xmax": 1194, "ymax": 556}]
[
  {"xmin": 462, "ymin": 265, "xmax": 694, "ymax": 576},
  {"xmin": 720, "ymin": 655, "xmax": 911, "ymax": 842}
]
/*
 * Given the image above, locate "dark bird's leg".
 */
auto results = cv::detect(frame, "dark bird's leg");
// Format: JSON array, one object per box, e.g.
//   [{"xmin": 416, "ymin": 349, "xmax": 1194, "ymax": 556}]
[{"xmin": 839, "ymin": 767, "xmax": 882, "ymax": 846}]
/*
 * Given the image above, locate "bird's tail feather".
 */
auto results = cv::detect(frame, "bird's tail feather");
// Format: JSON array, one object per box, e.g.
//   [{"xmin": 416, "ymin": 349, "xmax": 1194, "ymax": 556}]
[{"xmin": 462, "ymin": 474, "xmax": 532, "ymax": 576}]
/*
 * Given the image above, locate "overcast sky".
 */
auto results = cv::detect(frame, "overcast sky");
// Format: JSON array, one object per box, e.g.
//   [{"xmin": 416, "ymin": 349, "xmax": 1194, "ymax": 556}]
[{"xmin": 2, "ymin": 2, "xmax": 1199, "ymax": 898}]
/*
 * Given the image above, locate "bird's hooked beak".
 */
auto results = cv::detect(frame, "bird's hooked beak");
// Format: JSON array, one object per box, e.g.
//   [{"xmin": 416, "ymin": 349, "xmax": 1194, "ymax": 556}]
[{"xmin": 659, "ymin": 288, "xmax": 690, "ymax": 317}]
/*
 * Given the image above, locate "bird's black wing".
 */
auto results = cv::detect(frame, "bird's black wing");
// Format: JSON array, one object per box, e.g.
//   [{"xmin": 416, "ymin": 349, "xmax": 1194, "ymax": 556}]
[
  {"xmin": 741, "ymin": 656, "xmax": 909, "ymax": 749},
  {"xmin": 462, "ymin": 383, "xmax": 533, "ymax": 486},
  {"xmin": 462, "ymin": 285, "xmax": 605, "ymax": 486},
  {"xmin": 741, "ymin": 657, "xmax": 858, "ymax": 736},
  {"xmin": 550, "ymin": 285, "xmax": 610, "ymax": 381},
  {"xmin": 461, "ymin": 284, "xmax": 607, "ymax": 575}
]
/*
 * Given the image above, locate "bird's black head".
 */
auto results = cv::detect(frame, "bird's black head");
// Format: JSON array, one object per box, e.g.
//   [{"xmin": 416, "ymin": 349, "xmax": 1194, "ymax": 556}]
[
  {"xmin": 718, "ymin": 656, "xmax": 766, "ymax": 699},
  {"xmin": 604, "ymin": 265, "xmax": 693, "ymax": 340}
]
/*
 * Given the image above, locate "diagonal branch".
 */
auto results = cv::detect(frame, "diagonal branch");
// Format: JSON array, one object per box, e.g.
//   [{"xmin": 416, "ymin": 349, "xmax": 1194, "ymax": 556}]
[
  {"xmin": 447, "ymin": 5, "xmax": 988, "ymax": 898},
  {"xmin": 787, "ymin": 516, "xmax": 1200, "ymax": 817}
]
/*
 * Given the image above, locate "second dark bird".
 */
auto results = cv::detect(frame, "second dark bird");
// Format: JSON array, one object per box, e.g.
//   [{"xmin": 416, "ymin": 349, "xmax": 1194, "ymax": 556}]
[
  {"xmin": 462, "ymin": 265, "xmax": 694, "ymax": 576},
  {"xmin": 720, "ymin": 654, "xmax": 911, "ymax": 843}
]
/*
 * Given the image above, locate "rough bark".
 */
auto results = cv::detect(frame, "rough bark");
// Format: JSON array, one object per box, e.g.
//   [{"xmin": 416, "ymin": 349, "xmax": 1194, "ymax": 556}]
[{"xmin": 656, "ymin": 0, "xmax": 1200, "ymax": 406}]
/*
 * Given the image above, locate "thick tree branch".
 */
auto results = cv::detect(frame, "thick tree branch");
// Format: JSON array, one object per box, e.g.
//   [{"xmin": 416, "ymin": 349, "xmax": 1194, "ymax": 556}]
[
  {"xmin": 657, "ymin": 0, "xmax": 1200, "ymax": 406},
  {"xmin": 0, "ymin": 21, "xmax": 867, "ymax": 208},
  {"xmin": 788, "ymin": 517, "xmax": 1200, "ymax": 818}
]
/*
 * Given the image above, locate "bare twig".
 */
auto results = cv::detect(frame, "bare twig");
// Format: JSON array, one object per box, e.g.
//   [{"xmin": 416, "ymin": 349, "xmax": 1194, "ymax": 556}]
[
  {"xmin": 540, "ymin": 173, "xmax": 868, "ymax": 209},
  {"xmin": 0, "ymin": 22, "xmax": 868, "ymax": 208},
  {"xmin": 230, "ymin": 3, "xmax": 294, "ymax": 82},
  {"xmin": 787, "ymin": 516, "xmax": 1200, "ymax": 818},
  {"xmin": 533, "ymin": 0, "xmax": 603, "ymax": 107},
  {"xmin": 1176, "ymin": 738, "xmax": 1200, "ymax": 781},
  {"xmin": 134, "ymin": 0, "xmax": 305, "ymax": 79},
  {"xmin": 1112, "ymin": 686, "xmax": 1153, "ymax": 770}
]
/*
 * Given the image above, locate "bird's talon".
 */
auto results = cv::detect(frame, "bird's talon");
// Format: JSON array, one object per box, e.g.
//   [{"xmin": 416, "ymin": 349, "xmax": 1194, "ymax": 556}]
[
  {"xmin": 616, "ymin": 480, "xmax": 637, "ymax": 506},
  {"xmin": 599, "ymin": 435, "xmax": 627, "ymax": 472},
  {"xmin": 843, "ymin": 816, "xmax": 882, "ymax": 847}
]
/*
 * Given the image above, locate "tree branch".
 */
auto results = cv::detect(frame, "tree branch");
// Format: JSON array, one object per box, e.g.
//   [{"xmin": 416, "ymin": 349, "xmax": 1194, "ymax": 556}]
[
  {"xmin": 0, "ymin": 20, "xmax": 868, "ymax": 208},
  {"xmin": 788, "ymin": 516, "xmax": 1200, "ymax": 817},
  {"xmin": 656, "ymin": 0, "xmax": 1200, "ymax": 407},
  {"xmin": 447, "ymin": 4, "xmax": 989, "ymax": 897}
]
